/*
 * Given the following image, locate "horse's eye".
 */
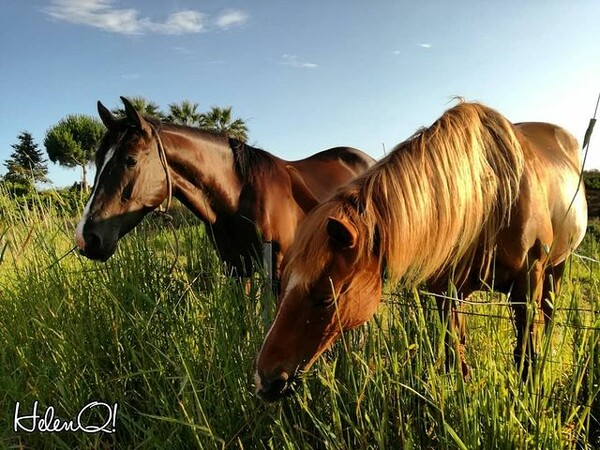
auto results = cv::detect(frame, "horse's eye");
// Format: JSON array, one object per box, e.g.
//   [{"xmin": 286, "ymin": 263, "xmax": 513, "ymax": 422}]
[
  {"xmin": 315, "ymin": 296, "xmax": 335, "ymax": 308},
  {"xmin": 122, "ymin": 183, "xmax": 133, "ymax": 202},
  {"xmin": 125, "ymin": 156, "xmax": 138, "ymax": 168}
]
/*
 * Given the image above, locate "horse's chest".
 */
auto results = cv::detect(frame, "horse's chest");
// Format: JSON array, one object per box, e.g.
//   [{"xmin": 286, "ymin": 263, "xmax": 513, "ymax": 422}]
[{"xmin": 209, "ymin": 214, "xmax": 263, "ymax": 274}]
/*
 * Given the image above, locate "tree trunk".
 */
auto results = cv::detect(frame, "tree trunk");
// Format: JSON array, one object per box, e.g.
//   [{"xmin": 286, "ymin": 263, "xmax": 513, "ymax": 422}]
[{"xmin": 81, "ymin": 164, "xmax": 88, "ymax": 191}]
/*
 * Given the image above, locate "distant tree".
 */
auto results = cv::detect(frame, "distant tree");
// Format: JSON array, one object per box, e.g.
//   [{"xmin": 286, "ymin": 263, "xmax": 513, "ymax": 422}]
[
  {"xmin": 584, "ymin": 170, "xmax": 600, "ymax": 190},
  {"xmin": 44, "ymin": 115, "xmax": 104, "ymax": 190},
  {"xmin": 112, "ymin": 96, "xmax": 165, "ymax": 120},
  {"xmin": 2, "ymin": 131, "xmax": 48, "ymax": 194},
  {"xmin": 166, "ymin": 100, "xmax": 203, "ymax": 126},
  {"xmin": 201, "ymin": 106, "xmax": 248, "ymax": 142}
]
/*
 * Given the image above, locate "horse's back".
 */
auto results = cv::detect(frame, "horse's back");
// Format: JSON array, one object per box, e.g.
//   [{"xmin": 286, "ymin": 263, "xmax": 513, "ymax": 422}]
[
  {"xmin": 288, "ymin": 147, "xmax": 375, "ymax": 199},
  {"xmin": 307, "ymin": 146, "xmax": 376, "ymax": 171},
  {"xmin": 516, "ymin": 122, "xmax": 583, "ymax": 169},
  {"xmin": 515, "ymin": 122, "xmax": 587, "ymax": 264}
]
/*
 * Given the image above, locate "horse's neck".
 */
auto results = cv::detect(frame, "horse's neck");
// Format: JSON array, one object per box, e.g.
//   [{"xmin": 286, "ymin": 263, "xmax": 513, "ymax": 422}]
[{"xmin": 162, "ymin": 128, "xmax": 243, "ymax": 224}]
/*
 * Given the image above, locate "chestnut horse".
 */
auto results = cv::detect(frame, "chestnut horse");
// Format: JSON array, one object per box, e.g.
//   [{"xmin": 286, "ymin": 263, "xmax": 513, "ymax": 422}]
[
  {"xmin": 255, "ymin": 101, "xmax": 587, "ymax": 402},
  {"xmin": 75, "ymin": 97, "xmax": 375, "ymax": 278}
]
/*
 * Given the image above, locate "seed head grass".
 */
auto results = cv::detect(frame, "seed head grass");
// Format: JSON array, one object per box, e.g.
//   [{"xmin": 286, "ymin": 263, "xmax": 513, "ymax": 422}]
[{"xmin": 1, "ymin": 190, "xmax": 599, "ymax": 448}]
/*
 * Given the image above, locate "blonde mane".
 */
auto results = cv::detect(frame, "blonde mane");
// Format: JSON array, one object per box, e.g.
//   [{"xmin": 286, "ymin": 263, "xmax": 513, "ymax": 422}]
[{"xmin": 285, "ymin": 101, "xmax": 525, "ymax": 288}]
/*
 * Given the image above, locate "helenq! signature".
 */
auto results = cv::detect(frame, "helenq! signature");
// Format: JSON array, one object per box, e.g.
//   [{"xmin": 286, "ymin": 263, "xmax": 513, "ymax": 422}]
[{"xmin": 14, "ymin": 401, "xmax": 118, "ymax": 433}]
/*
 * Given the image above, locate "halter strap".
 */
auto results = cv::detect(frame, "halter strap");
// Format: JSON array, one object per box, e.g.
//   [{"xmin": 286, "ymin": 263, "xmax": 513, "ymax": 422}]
[{"xmin": 149, "ymin": 124, "xmax": 173, "ymax": 214}]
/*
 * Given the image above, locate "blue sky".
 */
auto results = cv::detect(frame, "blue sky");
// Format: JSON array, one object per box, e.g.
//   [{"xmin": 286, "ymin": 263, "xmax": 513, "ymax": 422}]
[{"xmin": 1, "ymin": 0, "xmax": 599, "ymax": 187}]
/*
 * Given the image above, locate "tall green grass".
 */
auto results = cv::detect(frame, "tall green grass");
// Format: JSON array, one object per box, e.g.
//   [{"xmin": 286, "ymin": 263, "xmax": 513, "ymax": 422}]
[{"xmin": 1, "ymin": 191, "xmax": 599, "ymax": 449}]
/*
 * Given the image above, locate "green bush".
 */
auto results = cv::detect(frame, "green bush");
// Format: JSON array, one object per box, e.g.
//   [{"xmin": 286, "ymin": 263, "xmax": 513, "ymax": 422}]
[
  {"xmin": 583, "ymin": 170, "xmax": 600, "ymax": 190},
  {"xmin": 1, "ymin": 183, "xmax": 86, "ymax": 219}
]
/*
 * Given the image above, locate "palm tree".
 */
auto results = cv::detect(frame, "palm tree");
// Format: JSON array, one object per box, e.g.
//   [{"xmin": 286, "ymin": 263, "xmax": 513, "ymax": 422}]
[
  {"xmin": 201, "ymin": 106, "xmax": 248, "ymax": 142},
  {"xmin": 112, "ymin": 96, "xmax": 165, "ymax": 120},
  {"xmin": 166, "ymin": 100, "xmax": 202, "ymax": 126}
]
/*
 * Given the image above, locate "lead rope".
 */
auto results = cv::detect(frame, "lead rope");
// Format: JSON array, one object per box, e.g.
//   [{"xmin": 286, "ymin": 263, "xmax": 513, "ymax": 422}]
[
  {"xmin": 151, "ymin": 124, "xmax": 173, "ymax": 215},
  {"xmin": 150, "ymin": 124, "xmax": 179, "ymax": 275}
]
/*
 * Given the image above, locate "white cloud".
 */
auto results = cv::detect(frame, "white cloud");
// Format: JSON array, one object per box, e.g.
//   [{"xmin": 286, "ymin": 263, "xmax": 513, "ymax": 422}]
[
  {"xmin": 146, "ymin": 10, "xmax": 205, "ymax": 35},
  {"xmin": 46, "ymin": 0, "xmax": 143, "ymax": 34},
  {"xmin": 281, "ymin": 54, "xmax": 318, "ymax": 69},
  {"xmin": 44, "ymin": 0, "xmax": 247, "ymax": 35},
  {"xmin": 215, "ymin": 9, "xmax": 248, "ymax": 29},
  {"xmin": 393, "ymin": 44, "xmax": 432, "ymax": 55}
]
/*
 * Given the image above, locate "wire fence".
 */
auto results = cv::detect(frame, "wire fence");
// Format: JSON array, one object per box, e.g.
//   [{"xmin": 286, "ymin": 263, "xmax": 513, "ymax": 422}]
[
  {"xmin": 381, "ymin": 295, "xmax": 600, "ymax": 337},
  {"xmin": 374, "ymin": 278, "xmax": 600, "ymax": 435}
]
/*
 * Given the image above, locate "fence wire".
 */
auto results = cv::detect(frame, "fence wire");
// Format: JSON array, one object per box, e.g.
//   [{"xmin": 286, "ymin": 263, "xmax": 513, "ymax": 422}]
[{"xmin": 382, "ymin": 290, "xmax": 600, "ymax": 330}]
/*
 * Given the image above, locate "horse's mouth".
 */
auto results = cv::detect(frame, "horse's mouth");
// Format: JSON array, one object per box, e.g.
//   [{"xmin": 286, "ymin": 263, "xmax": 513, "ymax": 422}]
[
  {"xmin": 256, "ymin": 380, "xmax": 296, "ymax": 403},
  {"xmin": 255, "ymin": 372, "xmax": 299, "ymax": 403}
]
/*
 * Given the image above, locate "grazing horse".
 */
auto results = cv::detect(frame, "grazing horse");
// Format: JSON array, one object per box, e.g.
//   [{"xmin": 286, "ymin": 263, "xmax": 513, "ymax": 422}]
[
  {"xmin": 255, "ymin": 101, "xmax": 587, "ymax": 402},
  {"xmin": 75, "ymin": 97, "xmax": 375, "ymax": 278}
]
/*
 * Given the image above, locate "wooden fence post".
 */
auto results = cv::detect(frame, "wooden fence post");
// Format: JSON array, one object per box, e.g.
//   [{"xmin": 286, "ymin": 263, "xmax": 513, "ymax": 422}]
[{"xmin": 261, "ymin": 241, "xmax": 274, "ymax": 329}]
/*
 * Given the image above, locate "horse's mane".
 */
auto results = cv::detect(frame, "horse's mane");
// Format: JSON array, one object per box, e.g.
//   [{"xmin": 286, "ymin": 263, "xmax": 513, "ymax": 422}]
[
  {"xmin": 228, "ymin": 138, "xmax": 281, "ymax": 184},
  {"xmin": 158, "ymin": 121, "xmax": 281, "ymax": 183},
  {"xmin": 284, "ymin": 101, "xmax": 525, "ymax": 288},
  {"xmin": 160, "ymin": 120, "xmax": 229, "ymax": 144}
]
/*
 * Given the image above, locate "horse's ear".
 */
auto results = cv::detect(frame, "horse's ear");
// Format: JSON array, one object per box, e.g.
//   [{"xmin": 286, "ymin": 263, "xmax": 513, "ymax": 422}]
[
  {"xmin": 121, "ymin": 96, "xmax": 152, "ymax": 135},
  {"xmin": 327, "ymin": 216, "xmax": 358, "ymax": 250},
  {"xmin": 97, "ymin": 101, "xmax": 116, "ymax": 129},
  {"xmin": 286, "ymin": 165, "xmax": 320, "ymax": 213}
]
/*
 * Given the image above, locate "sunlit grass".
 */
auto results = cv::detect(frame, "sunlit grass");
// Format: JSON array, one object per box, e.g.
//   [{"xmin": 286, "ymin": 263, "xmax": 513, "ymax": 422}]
[{"xmin": 1, "ymin": 190, "xmax": 599, "ymax": 448}]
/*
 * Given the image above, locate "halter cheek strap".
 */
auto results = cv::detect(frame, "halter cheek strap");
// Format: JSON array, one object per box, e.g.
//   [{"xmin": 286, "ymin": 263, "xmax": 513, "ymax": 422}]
[{"xmin": 149, "ymin": 124, "xmax": 173, "ymax": 214}]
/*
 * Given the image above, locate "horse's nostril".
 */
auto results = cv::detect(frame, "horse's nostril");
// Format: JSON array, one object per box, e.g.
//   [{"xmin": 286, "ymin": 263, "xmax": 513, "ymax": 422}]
[
  {"xmin": 84, "ymin": 230, "xmax": 103, "ymax": 250},
  {"xmin": 271, "ymin": 377, "xmax": 287, "ymax": 393},
  {"xmin": 257, "ymin": 373, "xmax": 291, "ymax": 402}
]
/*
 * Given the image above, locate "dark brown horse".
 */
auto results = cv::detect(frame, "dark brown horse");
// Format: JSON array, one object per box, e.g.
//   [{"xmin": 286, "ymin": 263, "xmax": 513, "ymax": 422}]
[
  {"xmin": 255, "ymin": 101, "xmax": 588, "ymax": 402},
  {"xmin": 75, "ymin": 97, "xmax": 375, "ymax": 277}
]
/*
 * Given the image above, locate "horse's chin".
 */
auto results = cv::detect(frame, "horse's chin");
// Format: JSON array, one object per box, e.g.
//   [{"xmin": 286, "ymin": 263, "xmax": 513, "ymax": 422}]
[{"xmin": 78, "ymin": 243, "xmax": 117, "ymax": 262}]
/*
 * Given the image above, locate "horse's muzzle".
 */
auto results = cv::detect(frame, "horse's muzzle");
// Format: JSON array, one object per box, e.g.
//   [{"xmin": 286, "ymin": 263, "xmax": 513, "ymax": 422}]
[
  {"xmin": 254, "ymin": 371, "xmax": 294, "ymax": 403},
  {"xmin": 77, "ymin": 229, "xmax": 116, "ymax": 262}
]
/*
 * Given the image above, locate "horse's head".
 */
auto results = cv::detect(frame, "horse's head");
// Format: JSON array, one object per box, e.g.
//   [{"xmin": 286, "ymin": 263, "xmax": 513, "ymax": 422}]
[
  {"xmin": 75, "ymin": 97, "xmax": 169, "ymax": 261},
  {"xmin": 255, "ymin": 204, "xmax": 383, "ymax": 402}
]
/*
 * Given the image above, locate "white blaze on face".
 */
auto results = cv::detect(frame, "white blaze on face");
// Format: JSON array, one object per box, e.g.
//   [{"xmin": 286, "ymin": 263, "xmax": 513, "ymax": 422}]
[
  {"xmin": 261, "ymin": 271, "xmax": 302, "ymax": 346},
  {"xmin": 75, "ymin": 146, "xmax": 116, "ymax": 250},
  {"xmin": 254, "ymin": 269, "xmax": 305, "ymax": 393},
  {"xmin": 283, "ymin": 271, "xmax": 303, "ymax": 298}
]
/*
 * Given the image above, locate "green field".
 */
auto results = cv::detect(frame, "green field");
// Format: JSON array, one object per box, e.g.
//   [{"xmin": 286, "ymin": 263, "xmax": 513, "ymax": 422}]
[{"xmin": 1, "ymin": 191, "xmax": 599, "ymax": 449}]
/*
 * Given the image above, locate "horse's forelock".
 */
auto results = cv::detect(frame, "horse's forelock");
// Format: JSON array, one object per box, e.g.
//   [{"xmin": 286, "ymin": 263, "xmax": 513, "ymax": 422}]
[
  {"xmin": 282, "ymin": 193, "xmax": 373, "ymax": 291},
  {"xmin": 282, "ymin": 203, "xmax": 333, "ymax": 291}
]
